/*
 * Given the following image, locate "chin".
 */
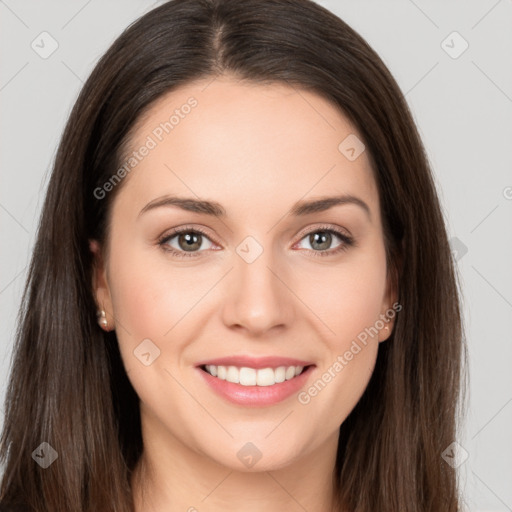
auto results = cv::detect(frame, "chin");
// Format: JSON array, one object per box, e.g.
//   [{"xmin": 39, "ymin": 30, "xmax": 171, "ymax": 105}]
[{"xmin": 202, "ymin": 436, "xmax": 307, "ymax": 473}]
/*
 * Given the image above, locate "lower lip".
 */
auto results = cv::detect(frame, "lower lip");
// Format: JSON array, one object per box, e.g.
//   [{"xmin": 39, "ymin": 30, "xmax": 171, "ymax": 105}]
[{"xmin": 196, "ymin": 366, "xmax": 315, "ymax": 407}]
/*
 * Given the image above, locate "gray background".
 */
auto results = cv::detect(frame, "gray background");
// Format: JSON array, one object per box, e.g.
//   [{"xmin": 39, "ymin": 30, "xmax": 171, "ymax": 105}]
[{"xmin": 1, "ymin": 1, "xmax": 511, "ymax": 510}]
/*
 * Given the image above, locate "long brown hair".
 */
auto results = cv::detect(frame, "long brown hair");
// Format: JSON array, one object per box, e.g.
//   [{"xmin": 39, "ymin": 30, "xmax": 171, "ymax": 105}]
[{"xmin": 0, "ymin": 0, "xmax": 468, "ymax": 510}]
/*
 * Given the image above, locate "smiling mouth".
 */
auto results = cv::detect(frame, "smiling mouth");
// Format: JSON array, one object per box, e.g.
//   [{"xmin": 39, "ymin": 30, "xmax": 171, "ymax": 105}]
[{"xmin": 200, "ymin": 364, "xmax": 311, "ymax": 387}]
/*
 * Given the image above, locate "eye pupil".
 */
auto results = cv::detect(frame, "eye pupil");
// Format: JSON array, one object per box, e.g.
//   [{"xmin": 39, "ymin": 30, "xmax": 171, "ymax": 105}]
[
  {"xmin": 164, "ymin": 227, "xmax": 346, "ymax": 258},
  {"xmin": 179, "ymin": 232, "xmax": 201, "ymax": 251},
  {"xmin": 310, "ymin": 231, "xmax": 331, "ymax": 250}
]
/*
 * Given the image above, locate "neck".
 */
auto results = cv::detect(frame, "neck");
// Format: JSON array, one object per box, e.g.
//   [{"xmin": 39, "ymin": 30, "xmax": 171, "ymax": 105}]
[{"xmin": 131, "ymin": 411, "xmax": 342, "ymax": 512}]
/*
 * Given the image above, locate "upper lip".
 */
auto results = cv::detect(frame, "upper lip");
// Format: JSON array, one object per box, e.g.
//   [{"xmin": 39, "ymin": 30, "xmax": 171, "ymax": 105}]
[{"xmin": 196, "ymin": 355, "xmax": 315, "ymax": 369}]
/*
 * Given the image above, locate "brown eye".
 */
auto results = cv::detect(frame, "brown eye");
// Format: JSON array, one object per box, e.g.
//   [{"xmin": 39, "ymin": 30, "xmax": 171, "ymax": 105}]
[
  {"xmin": 294, "ymin": 226, "xmax": 355, "ymax": 258},
  {"xmin": 176, "ymin": 232, "xmax": 203, "ymax": 252},
  {"xmin": 158, "ymin": 227, "xmax": 216, "ymax": 258},
  {"xmin": 308, "ymin": 231, "xmax": 334, "ymax": 251}
]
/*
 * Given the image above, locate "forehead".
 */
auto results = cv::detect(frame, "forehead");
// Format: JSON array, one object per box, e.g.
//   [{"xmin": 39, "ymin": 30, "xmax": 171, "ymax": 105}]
[{"xmin": 114, "ymin": 76, "xmax": 379, "ymax": 222}]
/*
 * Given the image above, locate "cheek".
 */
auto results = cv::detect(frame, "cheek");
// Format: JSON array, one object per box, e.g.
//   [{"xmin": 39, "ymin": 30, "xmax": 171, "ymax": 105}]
[
  {"xmin": 105, "ymin": 251, "xmax": 189, "ymax": 407},
  {"xmin": 295, "ymin": 243, "xmax": 388, "ymax": 346},
  {"xmin": 107, "ymin": 238, "xmax": 206, "ymax": 340},
  {"xmin": 292, "ymin": 240, "xmax": 386, "ymax": 414},
  {"xmin": 297, "ymin": 246, "xmax": 386, "ymax": 419},
  {"xmin": 105, "ymin": 237, "xmax": 223, "ymax": 388}
]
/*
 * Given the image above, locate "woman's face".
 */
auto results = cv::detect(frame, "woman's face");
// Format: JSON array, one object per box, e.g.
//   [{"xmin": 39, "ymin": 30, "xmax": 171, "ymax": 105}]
[{"xmin": 92, "ymin": 76, "xmax": 396, "ymax": 472}]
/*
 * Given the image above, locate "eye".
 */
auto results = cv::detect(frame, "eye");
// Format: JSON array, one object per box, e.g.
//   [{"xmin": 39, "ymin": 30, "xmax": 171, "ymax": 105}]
[
  {"xmin": 157, "ymin": 224, "xmax": 355, "ymax": 259},
  {"xmin": 158, "ymin": 225, "xmax": 217, "ymax": 259},
  {"xmin": 293, "ymin": 225, "xmax": 354, "ymax": 257}
]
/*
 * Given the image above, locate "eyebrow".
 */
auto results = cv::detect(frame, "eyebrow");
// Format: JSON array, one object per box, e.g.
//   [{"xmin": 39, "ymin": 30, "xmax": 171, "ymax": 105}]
[{"xmin": 138, "ymin": 194, "xmax": 371, "ymax": 220}]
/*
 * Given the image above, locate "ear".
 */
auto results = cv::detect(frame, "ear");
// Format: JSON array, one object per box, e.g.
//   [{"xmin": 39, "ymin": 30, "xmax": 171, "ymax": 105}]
[
  {"xmin": 89, "ymin": 239, "xmax": 115, "ymax": 330},
  {"xmin": 378, "ymin": 261, "xmax": 400, "ymax": 343}
]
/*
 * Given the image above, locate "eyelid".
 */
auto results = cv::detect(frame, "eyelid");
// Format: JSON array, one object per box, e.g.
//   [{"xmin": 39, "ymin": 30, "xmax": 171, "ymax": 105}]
[
  {"xmin": 291, "ymin": 222, "xmax": 353, "ymax": 247},
  {"xmin": 157, "ymin": 222, "xmax": 354, "ymax": 258},
  {"xmin": 158, "ymin": 224, "xmax": 219, "ymax": 245}
]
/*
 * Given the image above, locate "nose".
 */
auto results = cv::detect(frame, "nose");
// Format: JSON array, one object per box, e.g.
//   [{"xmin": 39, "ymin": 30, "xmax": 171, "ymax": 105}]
[{"xmin": 221, "ymin": 243, "xmax": 295, "ymax": 337}]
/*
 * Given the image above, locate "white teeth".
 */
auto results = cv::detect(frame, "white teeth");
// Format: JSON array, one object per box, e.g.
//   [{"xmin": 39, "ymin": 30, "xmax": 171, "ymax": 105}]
[
  {"xmin": 217, "ymin": 365, "xmax": 227, "ymax": 380},
  {"xmin": 274, "ymin": 366, "xmax": 286, "ymax": 383},
  {"xmin": 239, "ymin": 367, "xmax": 257, "ymax": 386},
  {"xmin": 256, "ymin": 368, "xmax": 275, "ymax": 387},
  {"xmin": 226, "ymin": 366, "xmax": 239, "ymax": 383},
  {"xmin": 285, "ymin": 366, "xmax": 296, "ymax": 380},
  {"xmin": 204, "ymin": 365, "xmax": 305, "ymax": 386}
]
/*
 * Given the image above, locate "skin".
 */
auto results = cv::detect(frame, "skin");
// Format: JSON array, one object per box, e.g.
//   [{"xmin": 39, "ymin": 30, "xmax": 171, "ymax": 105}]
[{"xmin": 90, "ymin": 75, "xmax": 397, "ymax": 512}]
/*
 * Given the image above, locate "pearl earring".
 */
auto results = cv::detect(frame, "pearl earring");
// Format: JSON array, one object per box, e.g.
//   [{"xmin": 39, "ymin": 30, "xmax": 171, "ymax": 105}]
[{"xmin": 97, "ymin": 310, "xmax": 108, "ymax": 330}]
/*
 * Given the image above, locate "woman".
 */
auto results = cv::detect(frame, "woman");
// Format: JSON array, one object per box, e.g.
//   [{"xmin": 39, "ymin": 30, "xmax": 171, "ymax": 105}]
[{"xmin": 0, "ymin": 0, "xmax": 467, "ymax": 510}]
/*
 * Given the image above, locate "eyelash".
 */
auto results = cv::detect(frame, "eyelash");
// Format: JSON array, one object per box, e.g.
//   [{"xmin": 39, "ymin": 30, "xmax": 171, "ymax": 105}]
[{"xmin": 157, "ymin": 224, "xmax": 355, "ymax": 259}]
